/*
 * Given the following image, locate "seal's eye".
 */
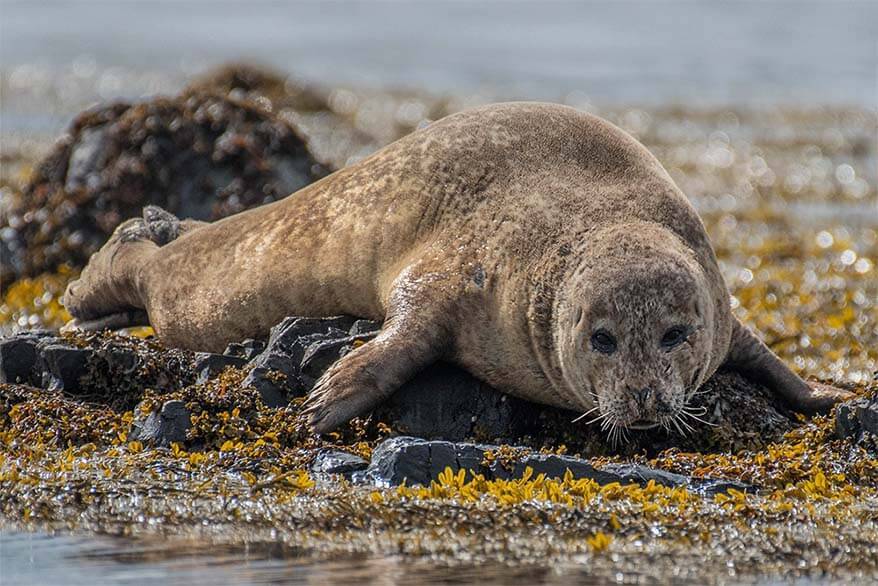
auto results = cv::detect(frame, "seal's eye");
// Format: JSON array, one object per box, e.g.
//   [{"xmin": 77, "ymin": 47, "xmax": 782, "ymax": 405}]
[
  {"xmin": 590, "ymin": 330, "xmax": 617, "ymax": 354},
  {"xmin": 661, "ymin": 326, "xmax": 689, "ymax": 349}
]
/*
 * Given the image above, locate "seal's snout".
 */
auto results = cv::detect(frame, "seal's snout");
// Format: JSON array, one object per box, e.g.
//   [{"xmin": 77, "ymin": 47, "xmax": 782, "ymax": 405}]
[{"xmin": 631, "ymin": 387, "xmax": 652, "ymax": 409}]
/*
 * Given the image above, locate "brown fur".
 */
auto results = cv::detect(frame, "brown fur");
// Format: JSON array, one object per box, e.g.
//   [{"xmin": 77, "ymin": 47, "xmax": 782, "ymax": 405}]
[{"xmin": 63, "ymin": 102, "xmax": 852, "ymax": 433}]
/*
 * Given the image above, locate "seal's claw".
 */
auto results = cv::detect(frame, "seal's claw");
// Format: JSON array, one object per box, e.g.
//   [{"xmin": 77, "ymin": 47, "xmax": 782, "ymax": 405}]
[{"xmin": 301, "ymin": 351, "xmax": 390, "ymax": 434}]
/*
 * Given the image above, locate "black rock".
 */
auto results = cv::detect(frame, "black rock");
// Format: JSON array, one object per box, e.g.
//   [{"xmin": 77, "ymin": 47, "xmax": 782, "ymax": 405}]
[
  {"xmin": 39, "ymin": 343, "xmax": 92, "ymax": 393},
  {"xmin": 193, "ymin": 352, "xmax": 247, "ymax": 384},
  {"xmin": 597, "ymin": 463, "xmax": 691, "ymax": 487},
  {"xmin": 268, "ymin": 316, "xmax": 358, "ymax": 355},
  {"xmin": 223, "ymin": 339, "xmax": 266, "ymax": 361},
  {"xmin": 0, "ymin": 336, "xmax": 41, "ymax": 385},
  {"xmin": 373, "ymin": 363, "xmax": 539, "ymax": 441},
  {"xmin": 360, "ymin": 436, "xmax": 753, "ymax": 495},
  {"xmin": 311, "ymin": 449, "xmax": 369, "ymax": 477},
  {"xmin": 511, "ymin": 454, "xmax": 622, "ymax": 484},
  {"xmin": 129, "ymin": 399, "xmax": 192, "ymax": 447},
  {"xmin": 241, "ymin": 316, "xmax": 368, "ymax": 405},
  {"xmin": 358, "ymin": 437, "xmax": 484, "ymax": 486},
  {"xmin": 299, "ymin": 333, "xmax": 379, "ymax": 388},
  {"xmin": 241, "ymin": 365, "xmax": 293, "ymax": 408},
  {"xmin": 835, "ymin": 397, "xmax": 878, "ymax": 442}
]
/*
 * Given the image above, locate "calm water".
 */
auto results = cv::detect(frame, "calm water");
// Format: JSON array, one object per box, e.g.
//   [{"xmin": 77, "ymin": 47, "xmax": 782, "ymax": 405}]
[
  {"xmin": 2, "ymin": 0, "xmax": 878, "ymax": 114},
  {"xmin": 0, "ymin": 531, "xmax": 612, "ymax": 585}
]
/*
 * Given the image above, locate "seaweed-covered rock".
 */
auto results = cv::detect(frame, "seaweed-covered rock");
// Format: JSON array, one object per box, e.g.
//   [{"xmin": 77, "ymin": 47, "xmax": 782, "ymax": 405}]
[
  {"xmin": 835, "ymin": 396, "xmax": 878, "ymax": 444},
  {"xmin": 129, "ymin": 399, "xmax": 192, "ymax": 447},
  {"xmin": 1, "ymin": 91, "xmax": 325, "ymax": 282},
  {"xmin": 0, "ymin": 314, "xmax": 802, "ymax": 458},
  {"xmin": 193, "ymin": 352, "xmax": 247, "ymax": 384}
]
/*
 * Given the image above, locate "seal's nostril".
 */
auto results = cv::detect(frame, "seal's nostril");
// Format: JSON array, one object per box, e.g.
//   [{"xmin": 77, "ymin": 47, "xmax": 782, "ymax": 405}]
[{"xmin": 633, "ymin": 387, "xmax": 652, "ymax": 407}]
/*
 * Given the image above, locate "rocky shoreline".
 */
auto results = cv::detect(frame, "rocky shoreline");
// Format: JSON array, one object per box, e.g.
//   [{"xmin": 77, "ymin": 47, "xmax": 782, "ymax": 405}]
[{"xmin": 1, "ymin": 63, "xmax": 877, "ymax": 581}]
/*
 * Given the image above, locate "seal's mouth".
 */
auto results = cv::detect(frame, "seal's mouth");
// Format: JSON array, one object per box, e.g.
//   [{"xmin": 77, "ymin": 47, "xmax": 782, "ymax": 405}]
[{"xmin": 626, "ymin": 419, "xmax": 660, "ymax": 430}]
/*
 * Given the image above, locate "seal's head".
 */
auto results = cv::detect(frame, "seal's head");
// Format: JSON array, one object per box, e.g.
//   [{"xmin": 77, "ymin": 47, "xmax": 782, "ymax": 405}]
[{"xmin": 555, "ymin": 223, "xmax": 719, "ymax": 438}]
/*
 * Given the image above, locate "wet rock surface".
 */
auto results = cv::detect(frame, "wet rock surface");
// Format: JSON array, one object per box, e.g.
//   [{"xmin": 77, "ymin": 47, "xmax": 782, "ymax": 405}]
[
  {"xmin": 360, "ymin": 436, "xmax": 754, "ymax": 494},
  {"xmin": 129, "ymin": 399, "xmax": 192, "ymax": 447},
  {"xmin": 1, "ymin": 89, "xmax": 326, "ymax": 282},
  {"xmin": 311, "ymin": 449, "xmax": 369, "ymax": 478}
]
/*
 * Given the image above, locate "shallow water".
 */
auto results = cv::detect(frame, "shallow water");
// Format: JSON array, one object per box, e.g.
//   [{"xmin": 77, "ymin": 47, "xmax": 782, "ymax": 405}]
[{"xmin": 0, "ymin": 531, "xmax": 618, "ymax": 586}]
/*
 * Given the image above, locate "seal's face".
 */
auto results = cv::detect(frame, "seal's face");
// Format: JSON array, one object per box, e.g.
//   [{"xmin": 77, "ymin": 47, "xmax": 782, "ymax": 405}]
[{"xmin": 557, "ymin": 254, "xmax": 715, "ymax": 441}]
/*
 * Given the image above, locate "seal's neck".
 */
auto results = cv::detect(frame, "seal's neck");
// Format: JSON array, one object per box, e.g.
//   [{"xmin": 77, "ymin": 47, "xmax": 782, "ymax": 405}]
[{"xmin": 524, "ymin": 238, "xmax": 581, "ymax": 407}]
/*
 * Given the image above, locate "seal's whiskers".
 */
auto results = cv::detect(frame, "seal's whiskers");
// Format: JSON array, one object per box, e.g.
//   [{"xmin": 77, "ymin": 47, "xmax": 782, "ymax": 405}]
[{"xmin": 571, "ymin": 405, "xmax": 600, "ymax": 423}]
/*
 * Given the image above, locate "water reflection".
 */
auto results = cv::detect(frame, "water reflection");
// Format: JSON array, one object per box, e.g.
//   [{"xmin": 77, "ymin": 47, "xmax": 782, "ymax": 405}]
[{"xmin": 1, "ymin": 531, "xmax": 618, "ymax": 585}]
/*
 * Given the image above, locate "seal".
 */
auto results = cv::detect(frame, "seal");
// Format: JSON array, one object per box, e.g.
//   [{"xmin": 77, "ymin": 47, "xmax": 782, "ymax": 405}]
[{"xmin": 62, "ymin": 102, "xmax": 853, "ymax": 434}]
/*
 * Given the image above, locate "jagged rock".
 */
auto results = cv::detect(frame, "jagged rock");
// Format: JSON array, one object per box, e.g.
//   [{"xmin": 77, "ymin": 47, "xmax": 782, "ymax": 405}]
[
  {"xmin": 360, "ymin": 436, "xmax": 753, "ymax": 495},
  {"xmin": 299, "ymin": 332, "xmax": 379, "ymax": 388},
  {"xmin": 39, "ymin": 343, "xmax": 91, "ymax": 393},
  {"xmin": 1, "ymin": 91, "xmax": 326, "ymax": 282},
  {"xmin": 268, "ymin": 316, "xmax": 359, "ymax": 351},
  {"xmin": 193, "ymin": 352, "xmax": 247, "ymax": 384},
  {"xmin": 241, "ymin": 316, "xmax": 362, "ymax": 405},
  {"xmin": 311, "ymin": 449, "xmax": 369, "ymax": 477},
  {"xmin": 835, "ymin": 397, "xmax": 878, "ymax": 443},
  {"xmin": 129, "ymin": 399, "xmax": 192, "ymax": 447},
  {"xmin": 223, "ymin": 339, "xmax": 266, "ymax": 361}
]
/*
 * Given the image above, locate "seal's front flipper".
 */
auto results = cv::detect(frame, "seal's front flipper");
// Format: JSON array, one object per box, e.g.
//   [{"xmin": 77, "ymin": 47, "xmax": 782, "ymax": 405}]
[
  {"xmin": 302, "ymin": 261, "xmax": 461, "ymax": 433},
  {"xmin": 302, "ymin": 314, "xmax": 451, "ymax": 433},
  {"xmin": 724, "ymin": 316, "xmax": 854, "ymax": 413}
]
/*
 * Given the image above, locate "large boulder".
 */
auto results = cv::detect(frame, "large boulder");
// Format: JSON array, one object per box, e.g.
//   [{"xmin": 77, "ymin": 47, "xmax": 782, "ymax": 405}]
[{"xmin": 1, "ymin": 91, "xmax": 326, "ymax": 282}]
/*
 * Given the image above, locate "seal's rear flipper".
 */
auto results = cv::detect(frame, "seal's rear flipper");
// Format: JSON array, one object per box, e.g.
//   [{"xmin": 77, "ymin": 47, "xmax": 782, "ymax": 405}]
[
  {"xmin": 141, "ymin": 206, "xmax": 182, "ymax": 245},
  {"xmin": 118, "ymin": 206, "xmax": 207, "ymax": 246},
  {"xmin": 724, "ymin": 316, "xmax": 854, "ymax": 413}
]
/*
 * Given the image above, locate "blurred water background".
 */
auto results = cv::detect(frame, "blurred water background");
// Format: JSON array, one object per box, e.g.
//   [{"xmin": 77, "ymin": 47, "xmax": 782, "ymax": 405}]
[{"xmin": 2, "ymin": 0, "xmax": 878, "ymax": 139}]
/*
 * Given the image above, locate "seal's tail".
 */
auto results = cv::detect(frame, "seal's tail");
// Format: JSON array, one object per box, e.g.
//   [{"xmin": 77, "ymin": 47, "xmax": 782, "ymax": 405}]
[{"xmin": 60, "ymin": 207, "xmax": 206, "ymax": 334}]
